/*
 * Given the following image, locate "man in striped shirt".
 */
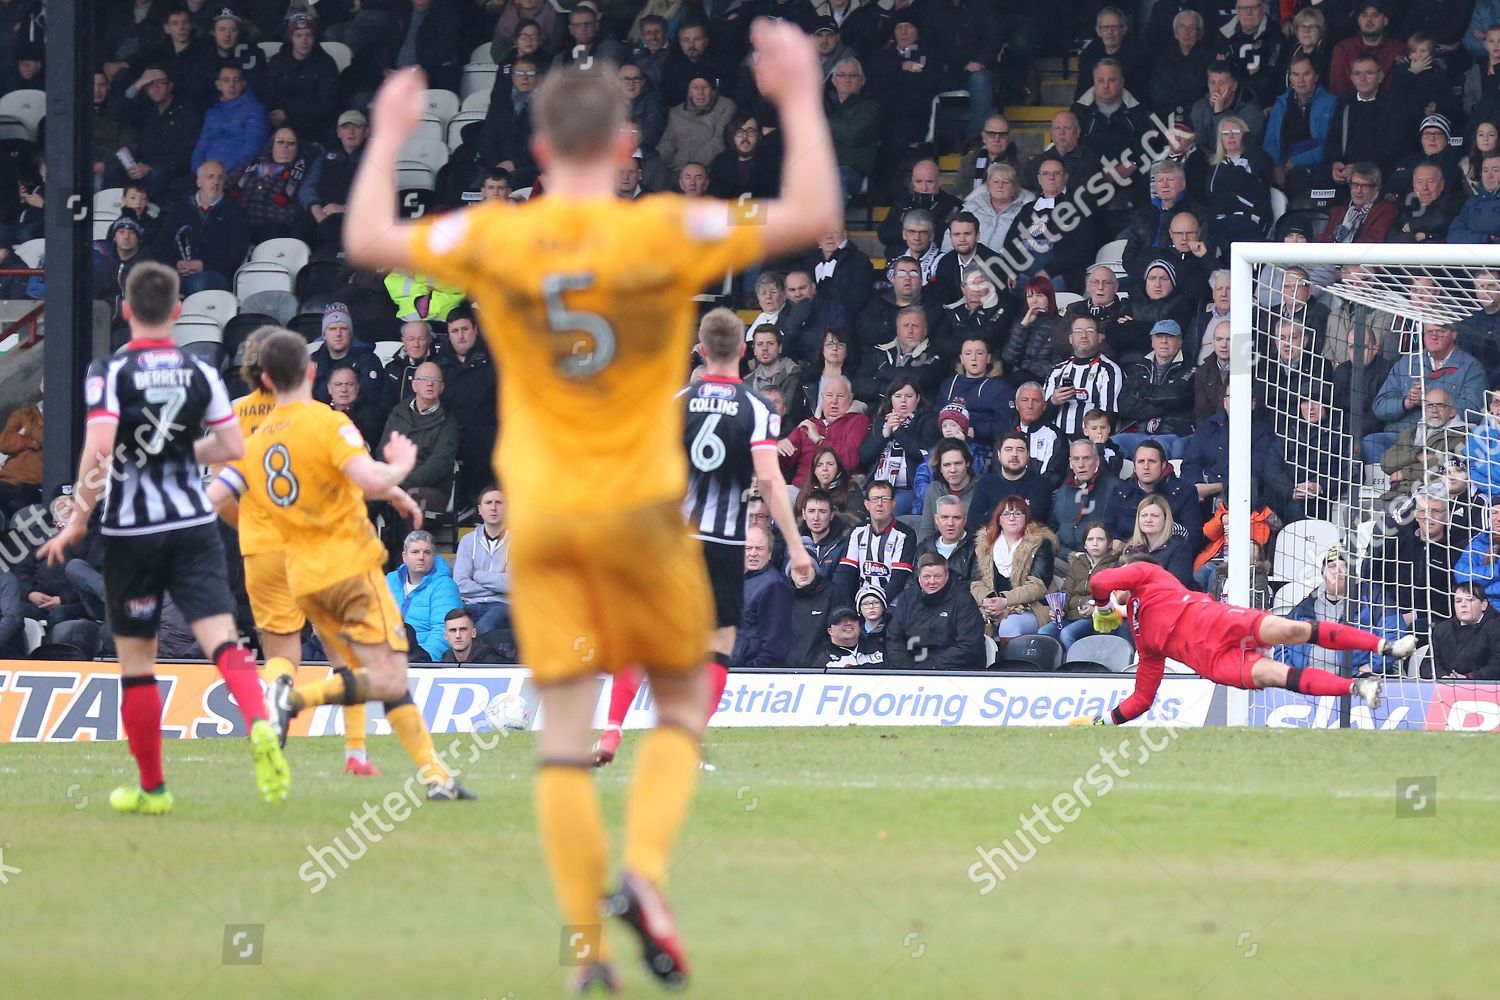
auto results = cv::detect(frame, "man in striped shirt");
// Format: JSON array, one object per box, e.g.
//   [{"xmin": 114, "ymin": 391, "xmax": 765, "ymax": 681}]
[{"xmin": 1042, "ymin": 315, "xmax": 1124, "ymax": 438}]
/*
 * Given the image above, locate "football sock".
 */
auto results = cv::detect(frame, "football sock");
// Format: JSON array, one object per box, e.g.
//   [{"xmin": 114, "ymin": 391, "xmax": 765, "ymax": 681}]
[
  {"xmin": 342, "ymin": 704, "xmax": 367, "ymax": 755},
  {"xmin": 291, "ymin": 667, "xmax": 370, "ymax": 711},
  {"xmin": 1307, "ymin": 622, "xmax": 1383, "ymax": 654},
  {"xmin": 212, "ymin": 642, "xmax": 268, "ymax": 723},
  {"xmin": 1286, "ymin": 666, "xmax": 1354, "ymax": 697},
  {"xmin": 385, "ymin": 694, "xmax": 450, "ymax": 785},
  {"xmin": 121, "ymin": 675, "xmax": 165, "ymax": 792},
  {"xmin": 537, "ymin": 763, "xmax": 611, "ymax": 961},
  {"xmin": 623, "ymin": 723, "xmax": 701, "ymax": 885},
  {"xmin": 704, "ymin": 655, "xmax": 729, "ymax": 724},
  {"xmin": 607, "ymin": 668, "xmax": 642, "ymax": 728}
]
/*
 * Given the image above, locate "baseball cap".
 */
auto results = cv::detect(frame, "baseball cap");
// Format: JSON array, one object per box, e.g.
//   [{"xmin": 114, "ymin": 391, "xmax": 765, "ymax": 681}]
[
  {"xmin": 214, "ymin": 6, "xmax": 242, "ymax": 25},
  {"xmin": 1149, "ymin": 319, "xmax": 1182, "ymax": 338},
  {"xmin": 811, "ymin": 16, "xmax": 838, "ymax": 34},
  {"xmin": 829, "ymin": 606, "xmax": 860, "ymax": 624},
  {"xmin": 338, "ymin": 110, "xmax": 367, "ymax": 127}
]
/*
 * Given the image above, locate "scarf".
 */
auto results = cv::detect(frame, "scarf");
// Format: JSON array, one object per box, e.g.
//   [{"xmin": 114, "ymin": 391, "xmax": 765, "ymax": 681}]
[{"xmin": 237, "ymin": 155, "xmax": 308, "ymax": 205}]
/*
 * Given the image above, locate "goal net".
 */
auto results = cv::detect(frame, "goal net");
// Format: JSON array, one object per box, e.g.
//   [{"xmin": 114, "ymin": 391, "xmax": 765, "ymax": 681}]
[{"xmin": 1227, "ymin": 244, "xmax": 1500, "ymax": 730}]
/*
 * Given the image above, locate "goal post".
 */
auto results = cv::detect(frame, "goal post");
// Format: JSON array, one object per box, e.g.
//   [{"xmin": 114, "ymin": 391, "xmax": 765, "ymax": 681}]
[{"xmin": 1227, "ymin": 242, "xmax": 1500, "ymax": 728}]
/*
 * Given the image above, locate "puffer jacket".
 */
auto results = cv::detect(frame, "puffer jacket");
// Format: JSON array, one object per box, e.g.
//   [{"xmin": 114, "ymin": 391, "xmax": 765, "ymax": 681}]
[
  {"xmin": 956, "ymin": 183, "xmax": 1034, "ymax": 251},
  {"xmin": 386, "ymin": 556, "xmax": 463, "ymax": 660},
  {"xmin": 1002, "ymin": 310, "xmax": 1063, "ymax": 385},
  {"xmin": 191, "ymin": 90, "xmax": 270, "ymax": 174},
  {"xmin": 969, "ymin": 522, "xmax": 1060, "ymax": 629},
  {"xmin": 1057, "ymin": 548, "xmax": 1122, "ymax": 621},
  {"xmin": 657, "ymin": 94, "xmax": 738, "ymax": 174}
]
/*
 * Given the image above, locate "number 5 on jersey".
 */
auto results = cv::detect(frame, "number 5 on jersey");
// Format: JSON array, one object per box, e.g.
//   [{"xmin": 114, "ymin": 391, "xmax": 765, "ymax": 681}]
[
  {"xmin": 542, "ymin": 272, "xmax": 617, "ymax": 377},
  {"xmin": 264, "ymin": 443, "xmax": 300, "ymax": 507}
]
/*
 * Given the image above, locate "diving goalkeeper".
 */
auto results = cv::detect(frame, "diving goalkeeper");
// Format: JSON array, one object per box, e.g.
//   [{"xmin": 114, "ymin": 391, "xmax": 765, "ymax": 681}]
[{"xmin": 1069, "ymin": 558, "xmax": 1412, "ymax": 726}]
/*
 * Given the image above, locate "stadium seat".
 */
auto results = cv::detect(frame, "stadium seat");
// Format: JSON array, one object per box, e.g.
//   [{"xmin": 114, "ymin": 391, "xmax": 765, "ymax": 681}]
[
  {"xmin": 258, "ymin": 40, "xmax": 282, "ymax": 61},
  {"xmin": 395, "ymin": 165, "xmax": 436, "ymax": 192},
  {"xmin": 298, "ymin": 291, "xmax": 335, "ymax": 317},
  {"xmin": 172, "ymin": 317, "xmax": 223, "ymax": 346},
  {"xmin": 1268, "ymin": 578, "xmax": 1315, "ymax": 617},
  {"xmin": 30, "ymin": 642, "xmax": 86, "ymax": 661},
  {"xmin": 1274, "ymin": 208, "xmax": 1328, "ymax": 242},
  {"xmin": 238, "ymin": 290, "xmax": 298, "ymax": 324},
  {"xmin": 447, "ymin": 110, "xmax": 486, "ymax": 150},
  {"xmin": 94, "ymin": 187, "xmax": 124, "ymax": 219},
  {"xmin": 0, "ymin": 89, "xmax": 44, "ymax": 142},
  {"xmin": 460, "ymin": 65, "xmax": 497, "ymax": 100},
  {"xmin": 1094, "ymin": 238, "xmax": 1127, "ymax": 276},
  {"xmin": 92, "ymin": 219, "xmax": 113, "ymax": 241},
  {"xmin": 1066, "ymin": 634, "xmax": 1134, "ymax": 672},
  {"xmin": 413, "ymin": 117, "xmax": 446, "ymax": 143},
  {"xmin": 1269, "ymin": 187, "xmax": 1288, "ymax": 226},
  {"xmin": 250, "ymin": 237, "xmax": 310, "ymax": 284},
  {"xmin": 984, "ymin": 634, "xmax": 999, "ymax": 669},
  {"xmin": 183, "ymin": 340, "xmax": 228, "ymax": 370},
  {"xmin": 1054, "ymin": 291, "xmax": 1083, "ymax": 313},
  {"xmin": 180, "ymin": 289, "xmax": 239, "ymax": 327},
  {"xmin": 924, "ymin": 90, "xmax": 970, "ymax": 146},
  {"xmin": 399, "ymin": 138, "xmax": 450, "ymax": 174},
  {"xmin": 222, "ymin": 312, "xmax": 277, "ymax": 359},
  {"xmin": 234, "ymin": 261, "xmax": 293, "ymax": 300},
  {"xmin": 992, "ymin": 634, "xmax": 1064, "ymax": 672},
  {"xmin": 510, "ymin": 186, "xmax": 533, "ymax": 201},
  {"xmin": 470, "ymin": 41, "xmax": 497, "ymax": 66},
  {"xmin": 1270, "ymin": 518, "xmax": 1342, "ymax": 583},
  {"xmin": 12, "ymin": 237, "xmax": 43, "ymax": 268},
  {"xmin": 288, "ymin": 312, "xmax": 326, "ymax": 342},
  {"xmin": 1408, "ymin": 644, "xmax": 1432, "ymax": 680},
  {"xmin": 50, "ymin": 620, "xmax": 101, "ymax": 660},
  {"xmin": 295, "ymin": 259, "xmax": 350, "ymax": 300},
  {"xmin": 22, "ymin": 617, "xmax": 42, "ymax": 652},
  {"xmin": 374, "ymin": 340, "xmax": 403, "ymax": 365},
  {"xmin": 321, "ymin": 41, "xmax": 353, "ymax": 73},
  {"xmin": 423, "ymin": 89, "xmax": 460, "ymax": 126},
  {"xmin": 460, "ymin": 91, "xmax": 491, "ymax": 114}
]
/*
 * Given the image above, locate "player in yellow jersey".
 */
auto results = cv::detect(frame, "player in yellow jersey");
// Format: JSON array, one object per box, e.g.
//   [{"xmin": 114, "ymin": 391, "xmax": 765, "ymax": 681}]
[
  {"xmin": 342, "ymin": 18, "xmax": 838, "ymax": 993},
  {"xmin": 218, "ymin": 329, "xmax": 475, "ymax": 801},
  {"xmin": 213, "ymin": 328, "xmax": 389, "ymax": 775}
]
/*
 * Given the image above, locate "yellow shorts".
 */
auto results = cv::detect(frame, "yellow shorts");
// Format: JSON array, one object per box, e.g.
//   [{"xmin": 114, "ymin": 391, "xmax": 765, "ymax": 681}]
[
  {"xmin": 243, "ymin": 550, "xmax": 306, "ymax": 635},
  {"xmin": 509, "ymin": 501, "xmax": 711, "ymax": 685},
  {"xmin": 295, "ymin": 569, "xmax": 409, "ymax": 665}
]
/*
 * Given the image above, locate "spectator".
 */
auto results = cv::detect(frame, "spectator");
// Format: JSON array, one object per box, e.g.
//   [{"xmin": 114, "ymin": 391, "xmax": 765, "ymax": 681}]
[
  {"xmin": 479, "ymin": 54, "xmax": 541, "ymax": 186},
  {"xmin": 0, "ymin": 382, "xmax": 42, "ymax": 523},
  {"xmin": 788, "ymin": 330, "xmax": 872, "ymax": 423},
  {"xmin": 1278, "ymin": 551, "xmax": 1387, "ymax": 674},
  {"xmin": 190, "ymin": 64, "xmax": 268, "ymax": 177},
  {"xmin": 93, "ymin": 217, "xmax": 148, "ymax": 324},
  {"xmin": 629, "ymin": 14, "xmax": 671, "ymax": 90},
  {"xmin": 999, "ymin": 154, "xmax": 1096, "ymax": 293},
  {"xmin": 1123, "ymin": 494, "xmax": 1196, "ymax": 589},
  {"xmin": 936, "ymin": 339, "xmax": 1013, "ymax": 446},
  {"xmin": 659, "ymin": 19, "xmax": 725, "ymax": 107},
  {"xmin": 265, "ymin": 11, "xmax": 340, "ymax": 144},
  {"xmin": 1450, "ymin": 151, "xmax": 1500, "ymax": 244},
  {"xmin": 807, "ymin": 226, "xmax": 875, "ymax": 321},
  {"xmin": 0, "ymin": 568, "xmax": 26, "ymax": 658},
  {"xmin": 305, "ymin": 111, "xmax": 368, "ymax": 250},
  {"xmin": 911, "ymin": 431, "xmax": 985, "ymax": 527},
  {"xmin": 867, "ymin": 13, "xmax": 941, "ymax": 153},
  {"xmin": 797, "ymin": 487, "xmax": 851, "ymax": 580},
  {"xmin": 1332, "ymin": 319, "xmax": 1396, "ymax": 431},
  {"xmin": 616, "ymin": 62, "xmax": 666, "ymax": 154},
  {"xmin": 440, "ymin": 609, "xmax": 502, "ymax": 665},
  {"xmin": 731, "ymin": 526, "xmax": 794, "ymax": 667},
  {"xmin": 1193, "ymin": 317, "xmax": 1232, "ymax": 420},
  {"xmin": 707, "ymin": 111, "xmax": 781, "ymax": 200},
  {"xmin": 233, "ymin": 127, "xmax": 314, "ymax": 243},
  {"xmin": 788, "ymin": 569, "xmax": 843, "ymax": 668},
  {"xmin": 1070, "ymin": 59, "xmax": 1150, "ymax": 233},
  {"xmin": 748, "ymin": 272, "xmax": 790, "ymax": 341},
  {"xmin": 914, "ymin": 493, "xmax": 980, "ymax": 581},
  {"xmin": 440, "ymin": 305, "xmax": 497, "ymax": 509},
  {"xmin": 1111, "ymin": 439, "xmax": 1201, "ymax": 541},
  {"xmin": 113, "ymin": 66, "xmax": 201, "ymax": 200},
  {"xmin": 1190, "ymin": 63, "xmax": 1266, "ymax": 159},
  {"xmin": 325, "ymin": 367, "xmax": 386, "ymax": 449},
  {"xmin": 1319, "ymin": 162, "xmax": 1399, "ymax": 243},
  {"xmin": 1020, "ymin": 111, "xmax": 1088, "ymax": 192},
  {"xmin": 863, "ymin": 307, "xmax": 945, "ymax": 398},
  {"xmin": 1466, "ymin": 119, "xmax": 1500, "ymax": 194},
  {"xmin": 951, "ymin": 115, "xmax": 1022, "ymax": 196},
  {"xmin": 1122, "ymin": 160, "xmax": 1206, "ymax": 286},
  {"xmin": 1391, "ymin": 31, "xmax": 1459, "ymax": 126},
  {"xmin": 1389, "ymin": 115, "xmax": 1465, "ymax": 199},
  {"xmin": 1300, "ymin": 52, "xmax": 1409, "ymax": 197},
  {"xmin": 1013, "ymin": 381, "xmax": 1064, "ymax": 483},
  {"xmin": 153, "ymin": 159, "xmax": 251, "ymax": 294},
  {"xmin": 1217, "ymin": 0, "xmax": 1280, "ymax": 105},
  {"xmin": 924, "ymin": 0, "xmax": 1002, "ymax": 142},
  {"xmin": 1116, "ymin": 319, "xmax": 1195, "ymax": 459},
  {"xmin": 495, "ymin": 0, "xmax": 562, "ymax": 54},
  {"xmin": 971, "ymin": 432, "xmax": 1056, "ymax": 526},
  {"xmin": 826, "ymin": 57, "xmax": 879, "ymax": 201},
  {"xmin": 378, "ymin": 361, "xmax": 460, "ymax": 560},
  {"xmin": 970, "ymin": 496, "xmax": 1057, "ymax": 641},
  {"xmin": 822, "ymin": 604, "xmax": 875, "ymax": 668},
  {"xmin": 199, "ymin": 7, "xmax": 268, "ymax": 106},
  {"xmin": 1066, "ymin": 266, "xmax": 1135, "ymax": 361},
  {"xmin": 1203, "ymin": 115, "xmax": 1274, "ymax": 247},
  {"xmin": 886, "ymin": 208, "xmax": 944, "ymax": 289},
  {"xmin": 1191, "ymin": 269, "xmax": 1232, "ymax": 363},
  {"xmin": 1434, "ymin": 582, "xmax": 1500, "ymax": 679},
  {"xmin": 780, "ymin": 377, "xmax": 872, "ymax": 488},
  {"xmin": 930, "ymin": 212, "xmax": 1003, "ymax": 308},
  {"xmin": 658, "ymin": 73, "xmax": 737, "ymax": 176},
  {"xmin": 780, "ymin": 268, "xmax": 849, "ymax": 366},
  {"xmin": 803, "ymin": 446, "xmax": 867, "ymax": 530},
  {"xmin": 1265, "ymin": 53, "xmax": 1338, "ymax": 191},
  {"xmin": 1455, "ymin": 497, "xmax": 1500, "ymax": 611},
  {"xmin": 833, "ymin": 478, "xmax": 916, "ymax": 604},
  {"xmin": 391, "ymin": 0, "xmax": 471, "ymax": 91},
  {"xmin": 1381, "ymin": 388, "xmax": 1471, "ymax": 498},
  {"xmin": 1152, "ymin": 8, "xmax": 1213, "ymax": 120},
  {"xmin": 1329, "ymin": 2, "xmax": 1407, "ymax": 97},
  {"xmin": 450, "ymin": 480, "xmax": 511, "ymax": 636},
  {"xmin": 933, "ymin": 267, "xmax": 1010, "ymax": 362},
  {"xmin": 386, "ymin": 530, "xmax": 463, "ymax": 661},
  {"xmin": 14, "ymin": 497, "xmax": 92, "ymax": 628},
  {"xmin": 1274, "ymin": 6, "xmax": 1335, "ymax": 87},
  {"xmin": 1369, "ymin": 491, "xmax": 1458, "ymax": 634},
  {"xmin": 1285, "ymin": 392, "xmax": 1355, "ymax": 521},
  {"xmin": 1042, "ymin": 521, "xmax": 1123, "ymax": 650},
  {"xmin": 1043, "ymin": 315, "xmax": 1125, "ymax": 439},
  {"xmin": 1181, "ymin": 386, "xmax": 1291, "ymax": 527},
  {"xmin": 312, "ymin": 303, "xmax": 383, "ymax": 402},
  {"xmin": 884, "ymin": 552, "xmax": 986, "ymax": 668},
  {"xmin": 1002, "ymin": 275, "xmax": 1065, "ymax": 386},
  {"xmin": 856, "ymin": 584, "xmax": 890, "ymax": 658},
  {"xmin": 952, "ymin": 164, "xmax": 1034, "ymax": 257},
  {"xmin": 878, "ymin": 160, "xmax": 961, "ymax": 256},
  {"xmin": 1052, "ymin": 439, "xmax": 1117, "ymax": 559},
  {"xmin": 1369, "ymin": 323, "xmax": 1487, "ymax": 459},
  {"xmin": 858, "ymin": 375, "xmax": 936, "ymax": 513},
  {"xmin": 382, "ymin": 321, "xmax": 451, "ymax": 409},
  {"xmin": 746, "ymin": 324, "xmax": 801, "ymax": 404},
  {"xmin": 676, "ymin": 161, "xmax": 709, "ymax": 197},
  {"xmin": 1076, "ymin": 6, "xmax": 1150, "ymax": 100},
  {"xmin": 1388, "ymin": 160, "xmax": 1459, "ymax": 243}
]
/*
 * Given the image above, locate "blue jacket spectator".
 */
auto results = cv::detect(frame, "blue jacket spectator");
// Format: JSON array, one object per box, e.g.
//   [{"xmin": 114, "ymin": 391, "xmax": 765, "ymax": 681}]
[
  {"xmin": 153, "ymin": 163, "xmax": 253, "ymax": 291},
  {"xmin": 1448, "ymin": 168, "xmax": 1500, "ymax": 245},
  {"xmin": 1454, "ymin": 506, "xmax": 1500, "ymax": 611},
  {"xmin": 1372, "ymin": 331, "xmax": 1487, "ymax": 430},
  {"xmin": 1466, "ymin": 416, "xmax": 1500, "ymax": 499},
  {"xmin": 387, "ymin": 537, "xmax": 463, "ymax": 661},
  {"xmin": 190, "ymin": 67, "xmax": 268, "ymax": 175},
  {"xmin": 935, "ymin": 370, "xmax": 1015, "ymax": 447},
  {"xmin": 1263, "ymin": 83, "xmax": 1336, "ymax": 170},
  {"xmin": 1465, "ymin": 2, "xmax": 1500, "ymax": 62},
  {"xmin": 732, "ymin": 534, "xmax": 794, "ymax": 668},
  {"xmin": 1276, "ymin": 574, "xmax": 1402, "ymax": 674}
]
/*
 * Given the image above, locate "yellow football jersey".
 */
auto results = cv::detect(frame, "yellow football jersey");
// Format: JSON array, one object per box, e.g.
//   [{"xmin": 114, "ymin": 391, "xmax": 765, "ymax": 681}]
[
  {"xmin": 407, "ymin": 194, "xmax": 764, "ymax": 517},
  {"xmin": 236, "ymin": 401, "xmax": 386, "ymax": 597},
  {"xmin": 228, "ymin": 388, "xmax": 279, "ymax": 554}
]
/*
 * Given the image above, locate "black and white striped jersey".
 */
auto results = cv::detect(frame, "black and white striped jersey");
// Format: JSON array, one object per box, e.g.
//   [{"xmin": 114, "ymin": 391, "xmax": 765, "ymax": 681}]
[
  {"xmin": 85, "ymin": 338, "xmax": 235, "ymax": 536},
  {"xmin": 680, "ymin": 374, "xmax": 778, "ymax": 545}
]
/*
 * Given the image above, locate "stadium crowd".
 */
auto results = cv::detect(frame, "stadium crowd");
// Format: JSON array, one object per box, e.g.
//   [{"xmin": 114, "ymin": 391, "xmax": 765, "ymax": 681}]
[{"xmin": 4, "ymin": 0, "xmax": 1500, "ymax": 678}]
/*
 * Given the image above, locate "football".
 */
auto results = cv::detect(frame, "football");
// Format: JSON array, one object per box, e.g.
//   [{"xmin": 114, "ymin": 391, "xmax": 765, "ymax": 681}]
[{"xmin": 484, "ymin": 691, "xmax": 534, "ymax": 733}]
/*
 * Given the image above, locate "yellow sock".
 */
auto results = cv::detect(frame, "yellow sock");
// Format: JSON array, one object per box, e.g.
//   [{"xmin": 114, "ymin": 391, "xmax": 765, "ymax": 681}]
[
  {"xmin": 342, "ymin": 703, "xmax": 367, "ymax": 753},
  {"xmin": 386, "ymin": 701, "xmax": 450, "ymax": 784},
  {"xmin": 537, "ymin": 764, "xmax": 611, "ymax": 962},
  {"xmin": 259, "ymin": 656, "xmax": 295, "ymax": 685},
  {"xmin": 291, "ymin": 669, "xmax": 368, "ymax": 711},
  {"xmin": 623, "ymin": 725, "xmax": 701, "ymax": 885}
]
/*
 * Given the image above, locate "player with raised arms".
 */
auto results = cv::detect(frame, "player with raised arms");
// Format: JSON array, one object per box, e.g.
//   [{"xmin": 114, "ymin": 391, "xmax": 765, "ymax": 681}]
[
  {"xmin": 339, "ymin": 16, "xmax": 840, "ymax": 993},
  {"xmin": 217, "ymin": 329, "xmax": 475, "ymax": 800},
  {"xmin": 1068, "ymin": 557, "xmax": 1412, "ymax": 727}
]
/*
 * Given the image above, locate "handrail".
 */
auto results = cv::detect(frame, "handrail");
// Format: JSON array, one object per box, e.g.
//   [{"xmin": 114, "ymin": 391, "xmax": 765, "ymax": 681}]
[{"xmin": 0, "ymin": 298, "xmax": 44, "ymax": 349}]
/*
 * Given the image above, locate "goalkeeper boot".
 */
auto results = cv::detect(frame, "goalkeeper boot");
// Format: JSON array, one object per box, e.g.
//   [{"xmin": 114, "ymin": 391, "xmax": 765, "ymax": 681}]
[
  {"xmin": 268, "ymin": 675, "xmax": 295, "ymax": 749},
  {"xmin": 602, "ymin": 871, "xmax": 689, "ymax": 989},
  {"xmin": 569, "ymin": 963, "xmax": 621, "ymax": 996},
  {"xmin": 109, "ymin": 785, "xmax": 174, "ymax": 816},
  {"xmin": 1382, "ymin": 635, "xmax": 1417, "ymax": 661},
  {"xmin": 1351, "ymin": 675, "xmax": 1384, "ymax": 712},
  {"xmin": 593, "ymin": 726, "xmax": 622, "ymax": 767},
  {"xmin": 250, "ymin": 719, "xmax": 291, "ymax": 803}
]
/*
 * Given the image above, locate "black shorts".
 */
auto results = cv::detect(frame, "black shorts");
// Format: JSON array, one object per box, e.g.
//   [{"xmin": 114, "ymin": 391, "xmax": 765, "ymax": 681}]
[
  {"xmin": 701, "ymin": 539, "xmax": 744, "ymax": 631},
  {"xmin": 103, "ymin": 521, "xmax": 236, "ymax": 640}
]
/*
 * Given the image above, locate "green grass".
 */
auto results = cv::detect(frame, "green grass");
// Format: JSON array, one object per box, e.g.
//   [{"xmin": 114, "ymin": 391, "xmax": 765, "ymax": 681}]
[{"xmin": 3, "ymin": 727, "xmax": 1499, "ymax": 998}]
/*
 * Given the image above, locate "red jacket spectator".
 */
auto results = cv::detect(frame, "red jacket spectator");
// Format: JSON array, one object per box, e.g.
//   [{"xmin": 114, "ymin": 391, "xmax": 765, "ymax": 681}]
[
  {"xmin": 1318, "ymin": 199, "xmax": 1399, "ymax": 243},
  {"xmin": 780, "ymin": 378, "xmax": 872, "ymax": 487},
  {"xmin": 1328, "ymin": 35, "xmax": 1406, "ymax": 97}
]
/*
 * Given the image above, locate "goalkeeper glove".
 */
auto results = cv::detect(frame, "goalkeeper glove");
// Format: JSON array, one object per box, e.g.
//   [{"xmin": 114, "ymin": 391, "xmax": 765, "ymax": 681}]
[
  {"xmin": 1067, "ymin": 716, "xmax": 1107, "ymax": 727},
  {"xmin": 1092, "ymin": 603, "xmax": 1123, "ymax": 633}
]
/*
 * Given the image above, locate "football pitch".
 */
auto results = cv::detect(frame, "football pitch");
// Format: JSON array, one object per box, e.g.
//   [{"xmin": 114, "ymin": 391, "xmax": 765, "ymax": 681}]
[{"xmin": 2, "ymin": 727, "xmax": 1497, "ymax": 999}]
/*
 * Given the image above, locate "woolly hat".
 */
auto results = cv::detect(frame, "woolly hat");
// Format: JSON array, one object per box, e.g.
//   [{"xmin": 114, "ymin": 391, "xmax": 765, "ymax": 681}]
[
  {"xmin": 937, "ymin": 402, "xmax": 972, "ymax": 437},
  {"xmin": 322, "ymin": 301, "xmax": 352, "ymax": 333}
]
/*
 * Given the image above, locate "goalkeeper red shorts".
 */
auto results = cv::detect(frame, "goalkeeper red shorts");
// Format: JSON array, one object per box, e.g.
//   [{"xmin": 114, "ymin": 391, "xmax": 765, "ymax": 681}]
[{"xmin": 1166, "ymin": 602, "xmax": 1273, "ymax": 689}]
